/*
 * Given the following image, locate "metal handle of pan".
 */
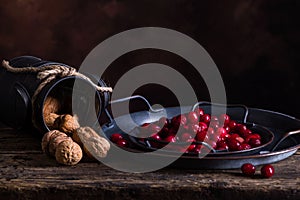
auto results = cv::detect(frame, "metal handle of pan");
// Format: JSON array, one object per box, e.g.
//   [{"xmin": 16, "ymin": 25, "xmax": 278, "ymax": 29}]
[
  {"xmin": 102, "ymin": 95, "xmax": 164, "ymax": 128},
  {"xmin": 110, "ymin": 95, "xmax": 164, "ymax": 113},
  {"xmin": 192, "ymin": 101, "xmax": 249, "ymax": 123},
  {"xmin": 271, "ymin": 129, "xmax": 300, "ymax": 152}
]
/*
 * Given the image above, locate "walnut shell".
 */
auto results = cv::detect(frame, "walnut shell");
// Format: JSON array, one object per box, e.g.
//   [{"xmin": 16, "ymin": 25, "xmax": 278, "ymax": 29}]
[
  {"xmin": 43, "ymin": 96, "xmax": 61, "ymax": 116},
  {"xmin": 44, "ymin": 113, "xmax": 60, "ymax": 130},
  {"xmin": 74, "ymin": 126, "xmax": 99, "ymax": 140},
  {"xmin": 83, "ymin": 137, "xmax": 111, "ymax": 159},
  {"xmin": 41, "ymin": 130, "xmax": 63, "ymax": 155},
  {"xmin": 55, "ymin": 140, "xmax": 83, "ymax": 165},
  {"xmin": 56, "ymin": 114, "xmax": 80, "ymax": 134},
  {"xmin": 49, "ymin": 134, "xmax": 72, "ymax": 156},
  {"xmin": 72, "ymin": 130, "xmax": 83, "ymax": 146},
  {"xmin": 75, "ymin": 127, "xmax": 110, "ymax": 159}
]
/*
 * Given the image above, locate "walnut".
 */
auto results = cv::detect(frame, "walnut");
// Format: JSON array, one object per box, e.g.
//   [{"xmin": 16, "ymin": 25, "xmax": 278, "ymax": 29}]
[
  {"xmin": 83, "ymin": 137, "xmax": 111, "ymax": 159},
  {"xmin": 41, "ymin": 130, "xmax": 63, "ymax": 155},
  {"xmin": 73, "ymin": 127, "xmax": 110, "ymax": 159},
  {"xmin": 72, "ymin": 130, "xmax": 83, "ymax": 146},
  {"xmin": 43, "ymin": 96, "xmax": 61, "ymax": 116},
  {"xmin": 44, "ymin": 113, "xmax": 60, "ymax": 130},
  {"xmin": 55, "ymin": 114, "xmax": 80, "ymax": 135},
  {"xmin": 72, "ymin": 126, "xmax": 97, "ymax": 144},
  {"xmin": 48, "ymin": 134, "xmax": 72, "ymax": 156},
  {"xmin": 55, "ymin": 140, "xmax": 83, "ymax": 165}
]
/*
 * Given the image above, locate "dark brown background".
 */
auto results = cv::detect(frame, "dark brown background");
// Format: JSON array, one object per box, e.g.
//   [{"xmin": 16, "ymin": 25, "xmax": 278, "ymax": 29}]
[{"xmin": 1, "ymin": 0, "xmax": 299, "ymax": 117}]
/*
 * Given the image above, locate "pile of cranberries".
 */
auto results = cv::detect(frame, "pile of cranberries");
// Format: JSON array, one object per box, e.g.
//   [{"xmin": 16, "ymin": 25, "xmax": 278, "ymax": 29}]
[{"xmin": 126, "ymin": 108, "xmax": 264, "ymax": 154}]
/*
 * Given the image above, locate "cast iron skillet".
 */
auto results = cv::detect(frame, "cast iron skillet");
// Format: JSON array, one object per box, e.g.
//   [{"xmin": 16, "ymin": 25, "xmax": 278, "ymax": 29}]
[{"xmin": 101, "ymin": 97, "xmax": 300, "ymax": 169}]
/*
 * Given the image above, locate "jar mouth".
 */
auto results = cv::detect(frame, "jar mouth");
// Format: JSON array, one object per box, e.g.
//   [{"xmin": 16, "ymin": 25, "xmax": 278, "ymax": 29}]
[{"xmin": 38, "ymin": 76, "xmax": 102, "ymax": 132}]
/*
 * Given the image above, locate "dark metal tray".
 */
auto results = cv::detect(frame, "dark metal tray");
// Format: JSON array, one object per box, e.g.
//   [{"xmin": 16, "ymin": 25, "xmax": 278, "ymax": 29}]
[{"xmin": 102, "ymin": 102, "xmax": 300, "ymax": 170}]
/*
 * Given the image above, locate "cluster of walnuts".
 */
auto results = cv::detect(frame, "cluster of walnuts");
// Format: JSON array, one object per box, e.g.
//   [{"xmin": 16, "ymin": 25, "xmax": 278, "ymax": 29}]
[{"xmin": 41, "ymin": 96, "xmax": 110, "ymax": 165}]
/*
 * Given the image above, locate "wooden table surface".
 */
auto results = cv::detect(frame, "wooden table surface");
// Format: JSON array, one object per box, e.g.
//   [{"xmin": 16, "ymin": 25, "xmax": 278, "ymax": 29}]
[{"xmin": 0, "ymin": 123, "xmax": 299, "ymax": 200}]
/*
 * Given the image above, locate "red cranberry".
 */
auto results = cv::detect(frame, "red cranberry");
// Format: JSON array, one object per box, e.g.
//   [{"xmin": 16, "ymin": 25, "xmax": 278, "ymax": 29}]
[
  {"xmin": 200, "ymin": 114, "xmax": 211, "ymax": 124},
  {"xmin": 149, "ymin": 124, "xmax": 161, "ymax": 133},
  {"xmin": 198, "ymin": 122, "xmax": 208, "ymax": 132},
  {"xmin": 227, "ymin": 138, "xmax": 241, "ymax": 151},
  {"xmin": 180, "ymin": 132, "xmax": 193, "ymax": 142},
  {"xmin": 211, "ymin": 115, "xmax": 219, "ymax": 123},
  {"xmin": 110, "ymin": 133, "xmax": 123, "ymax": 143},
  {"xmin": 216, "ymin": 128, "xmax": 227, "ymax": 138},
  {"xmin": 151, "ymin": 133, "xmax": 161, "ymax": 141},
  {"xmin": 261, "ymin": 164, "xmax": 275, "ymax": 178},
  {"xmin": 188, "ymin": 124, "xmax": 200, "ymax": 134},
  {"xmin": 195, "ymin": 108, "xmax": 204, "ymax": 117},
  {"xmin": 141, "ymin": 123, "xmax": 150, "ymax": 127},
  {"xmin": 230, "ymin": 133, "xmax": 240, "ymax": 140},
  {"xmin": 206, "ymin": 127, "xmax": 215, "ymax": 137},
  {"xmin": 240, "ymin": 143, "xmax": 251, "ymax": 150},
  {"xmin": 186, "ymin": 144, "xmax": 197, "ymax": 152},
  {"xmin": 210, "ymin": 121, "xmax": 220, "ymax": 130},
  {"xmin": 158, "ymin": 127, "xmax": 170, "ymax": 138},
  {"xmin": 224, "ymin": 126, "xmax": 231, "ymax": 133},
  {"xmin": 183, "ymin": 125, "xmax": 189, "ymax": 131},
  {"xmin": 164, "ymin": 135, "xmax": 176, "ymax": 143},
  {"xmin": 239, "ymin": 129, "xmax": 252, "ymax": 138},
  {"xmin": 230, "ymin": 133, "xmax": 244, "ymax": 144},
  {"xmin": 168, "ymin": 127, "xmax": 179, "ymax": 136},
  {"xmin": 241, "ymin": 163, "xmax": 256, "ymax": 176},
  {"xmin": 187, "ymin": 111, "xmax": 199, "ymax": 124},
  {"xmin": 193, "ymin": 145, "xmax": 203, "ymax": 153},
  {"xmin": 228, "ymin": 120, "xmax": 237, "ymax": 130},
  {"xmin": 187, "ymin": 138, "xmax": 196, "ymax": 143},
  {"xmin": 248, "ymin": 138, "xmax": 261, "ymax": 147},
  {"xmin": 216, "ymin": 140, "xmax": 229, "ymax": 150},
  {"xmin": 208, "ymin": 140, "xmax": 217, "ymax": 149},
  {"xmin": 219, "ymin": 114, "xmax": 230, "ymax": 126},
  {"xmin": 157, "ymin": 117, "xmax": 169, "ymax": 127},
  {"xmin": 196, "ymin": 131, "xmax": 208, "ymax": 142},
  {"xmin": 171, "ymin": 114, "xmax": 187, "ymax": 127},
  {"xmin": 222, "ymin": 133, "xmax": 231, "ymax": 140},
  {"xmin": 116, "ymin": 139, "xmax": 128, "ymax": 147},
  {"xmin": 236, "ymin": 124, "xmax": 247, "ymax": 133},
  {"xmin": 251, "ymin": 133, "xmax": 261, "ymax": 140},
  {"xmin": 245, "ymin": 134, "xmax": 261, "ymax": 143},
  {"xmin": 210, "ymin": 133, "xmax": 220, "ymax": 142}
]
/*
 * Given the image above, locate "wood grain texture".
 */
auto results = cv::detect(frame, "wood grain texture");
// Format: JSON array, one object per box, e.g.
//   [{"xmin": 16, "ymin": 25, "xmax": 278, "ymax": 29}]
[{"xmin": 0, "ymin": 123, "xmax": 299, "ymax": 200}]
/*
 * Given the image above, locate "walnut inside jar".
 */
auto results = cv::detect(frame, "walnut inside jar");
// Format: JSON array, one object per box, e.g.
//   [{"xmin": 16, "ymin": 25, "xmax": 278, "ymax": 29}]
[
  {"xmin": 43, "ymin": 96, "xmax": 61, "ymax": 117},
  {"xmin": 55, "ymin": 114, "xmax": 80, "ymax": 134},
  {"xmin": 44, "ymin": 113, "xmax": 60, "ymax": 130}
]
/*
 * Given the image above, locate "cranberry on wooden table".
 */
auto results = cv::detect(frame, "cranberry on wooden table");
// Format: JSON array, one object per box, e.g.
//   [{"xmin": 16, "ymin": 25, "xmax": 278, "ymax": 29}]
[
  {"xmin": 261, "ymin": 164, "xmax": 275, "ymax": 178},
  {"xmin": 241, "ymin": 163, "xmax": 256, "ymax": 176}
]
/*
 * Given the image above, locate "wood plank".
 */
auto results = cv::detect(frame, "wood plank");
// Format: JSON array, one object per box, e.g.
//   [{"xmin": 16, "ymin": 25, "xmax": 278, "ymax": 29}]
[{"xmin": 0, "ymin": 123, "xmax": 299, "ymax": 199}]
